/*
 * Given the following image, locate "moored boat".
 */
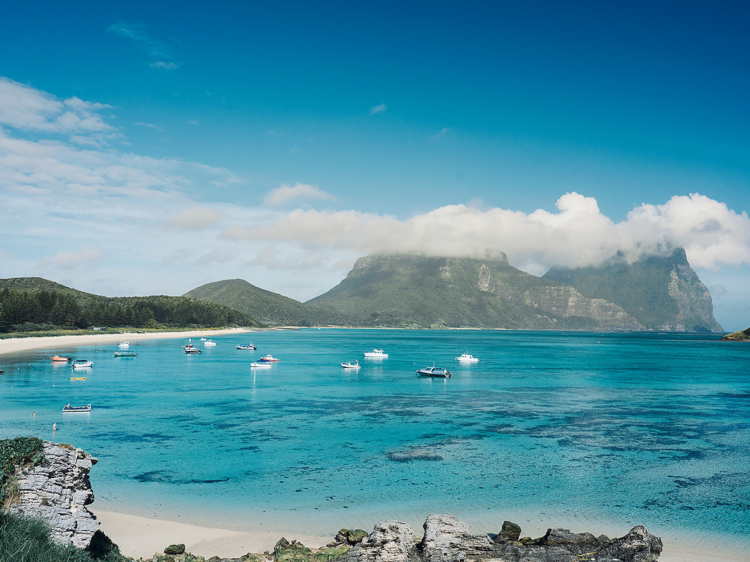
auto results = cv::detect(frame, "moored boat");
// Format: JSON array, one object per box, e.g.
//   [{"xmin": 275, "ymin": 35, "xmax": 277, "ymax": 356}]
[
  {"xmin": 183, "ymin": 344, "xmax": 201, "ymax": 354},
  {"xmin": 341, "ymin": 360, "xmax": 360, "ymax": 369},
  {"xmin": 118, "ymin": 342, "xmax": 130, "ymax": 349},
  {"xmin": 417, "ymin": 366, "xmax": 452, "ymax": 378},
  {"xmin": 71, "ymin": 359, "xmax": 93, "ymax": 368},
  {"xmin": 70, "ymin": 377, "xmax": 86, "ymax": 381},
  {"xmin": 51, "ymin": 355, "xmax": 72, "ymax": 362},
  {"xmin": 258, "ymin": 355, "xmax": 279, "ymax": 362},
  {"xmin": 364, "ymin": 349, "xmax": 388, "ymax": 358},
  {"xmin": 114, "ymin": 350, "xmax": 138, "ymax": 357},
  {"xmin": 251, "ymin": 362, "xmax": 272, "ymax": 368},
  {"xmin": 236, "ymin": 344, "xmax": 257, "ymax": 350},
  {"xmin": 62, "ymin": 404, "xmax": 91, "ymax": 412},
  {"xmin": 456, "ymin": 353, "xmax": 479, "ymax": 363},
  {"xmin": 204, "ymin": 340, "xmax": 217, "ymax": 347}
]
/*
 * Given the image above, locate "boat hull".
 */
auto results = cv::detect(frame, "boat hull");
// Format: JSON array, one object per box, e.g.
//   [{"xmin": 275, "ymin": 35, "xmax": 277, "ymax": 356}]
[
  {"xmin": 417, "ymin": 368, "xmax": 452, "ymax": 378},
  {"xmin": 63, "ymin": 405, "xmax": 91, "ymax": 412}
]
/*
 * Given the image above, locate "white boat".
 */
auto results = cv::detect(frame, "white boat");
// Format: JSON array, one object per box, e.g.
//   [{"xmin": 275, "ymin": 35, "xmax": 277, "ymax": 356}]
[
  {"xmin": 341, "ymin": 360, "xmax": 360, "ymax": 369},
  {"xmin": 236, "ymin": 344, "xmax": 257, "ymax": 350},
  {"xmin": 258, "ymin": 355, "xmax": 279, "ymax": 362},
  {"xmin": 417, "ymin": 366, "xmax": 452, "ymax": 378},
  {"xmin": 456, "ymin": 353, "xmax": 479, "ymax": 363},
  {"xmin": 200, "ymin": 337, "xmax": 207, "ymax": 341},
  {"xmin": 71, "ymin": 359, "xmax": 93, "ymax": 369},
  {"xmin": 204, "ymin": 340, "xmax": 217, "ymax": 347},
  {"xmin": 183, "ymin": 344, "xmax": 201, "ymax": 354},
  {"xmin": 118, "ymin": 341, "xmax": 130, "ymax": 349},
  {"xmin": 364, "ymin": 349, "xmax": 388, "ymax": 358},
  {"xmin": 62, "ymin": 404, "xmax": 91, "ymax": 413},
  {"xmin": 251, "ymin": 362, "xmax": 272, "ymax": 368}
]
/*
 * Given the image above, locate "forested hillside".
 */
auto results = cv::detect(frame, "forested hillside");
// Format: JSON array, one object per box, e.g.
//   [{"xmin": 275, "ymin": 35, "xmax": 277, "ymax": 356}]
[{"xmin": 0, "ymin": 279, "xmax": 260, "ymax": 333}]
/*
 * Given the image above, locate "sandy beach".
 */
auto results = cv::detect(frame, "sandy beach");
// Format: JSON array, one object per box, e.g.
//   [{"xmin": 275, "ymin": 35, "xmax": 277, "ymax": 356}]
[
  {"xmin": 94, "ymin": 511, "xmax": 330, "ymax": 559},
  {"xmin": 92, "ymin": 510, "xmax": 748, "ymax": 561},
  {"xmin": 0, "ymin": 328, "xmax": 262, "ymax": 357}
]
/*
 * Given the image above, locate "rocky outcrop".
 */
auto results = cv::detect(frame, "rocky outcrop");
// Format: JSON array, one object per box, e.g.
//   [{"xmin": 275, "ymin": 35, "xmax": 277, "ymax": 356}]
[
  {"xmin": 7, "ymin": 441, "xmax": 99, "ymax": 549},
  {"xmin": 337, "ymin": 514, "xmax": 662, "ymax": 562}
]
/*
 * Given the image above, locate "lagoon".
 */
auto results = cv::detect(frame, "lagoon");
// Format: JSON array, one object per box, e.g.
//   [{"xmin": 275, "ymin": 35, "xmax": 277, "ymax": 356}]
[{"xmin": 1, "ymin": 329, "xmax": 749, "ymax": 558}]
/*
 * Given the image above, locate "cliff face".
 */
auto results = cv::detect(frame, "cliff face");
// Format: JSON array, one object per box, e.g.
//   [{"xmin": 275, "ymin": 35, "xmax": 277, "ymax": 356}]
[
  {"xmin": 474, "ymin": 263, "xmax": 645, "ymax": 331},
  {"xmin": 309, "ymin": 254, "xmax": 647, "ymax": 331},
  {"xmin": 8, "ymin": 441, "xmax": 99, "ymax": 549},
  {"xmin": 544, "ymin": 248, "xmax": 723, "ymax": 332}
]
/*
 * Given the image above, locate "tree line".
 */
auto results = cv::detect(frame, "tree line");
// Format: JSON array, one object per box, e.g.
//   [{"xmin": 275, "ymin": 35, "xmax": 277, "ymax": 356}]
[{"xmin": 0, "ymin": 288, "xmax": 256, "ymax": 333}]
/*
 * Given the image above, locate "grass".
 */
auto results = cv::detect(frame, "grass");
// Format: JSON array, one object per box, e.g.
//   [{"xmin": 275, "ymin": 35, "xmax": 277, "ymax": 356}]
[{"xmin": 0, "ymin": 513, "xmax": 127, "ymax": 562}]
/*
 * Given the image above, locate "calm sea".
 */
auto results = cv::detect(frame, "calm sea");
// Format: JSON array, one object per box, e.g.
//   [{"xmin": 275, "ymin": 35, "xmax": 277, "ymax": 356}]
[{"xmin": 1, "ymin": 329, "xmax": 748, "ymax": 556}]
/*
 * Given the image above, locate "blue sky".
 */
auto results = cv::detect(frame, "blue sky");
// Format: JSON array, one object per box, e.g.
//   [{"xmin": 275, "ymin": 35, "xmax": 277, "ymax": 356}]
[{"xmin": 1, "ymin": 1, "xmax": 749, "ymax": 329}]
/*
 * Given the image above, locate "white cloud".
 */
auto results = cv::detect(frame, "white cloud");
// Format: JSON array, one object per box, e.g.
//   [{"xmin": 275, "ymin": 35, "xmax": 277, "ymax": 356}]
[
  {"xmin": 108, "ymin": 22, "xmax": 180, "ymax": 68},
  {"xmin": 35, "ymin": 247, "xmax": 103, "ymax": 271},
  {"xmin": 166, "ymin": 207, "xmax": 222, "ymax": 230},
  {"xmin": 251, "ymin": 192, "xmax": 750, "ymax": 272},
  {"xmin": 150, "ymin": 62, "xmax": 179, "ymax": 70},
  {"xmin": 431, "ymin": 127, "xmax": 449, "ymax": 140},
  {"xmin": 369, "ymin": 103, "xmax": 387, "ymax": 115},
  {"xmin": 263, "ymin": 182, "xmax": 336, "ymax": 207},
  {"xmin": 0, "ymin": 78, "xmax": 113, "ymax": 134}
]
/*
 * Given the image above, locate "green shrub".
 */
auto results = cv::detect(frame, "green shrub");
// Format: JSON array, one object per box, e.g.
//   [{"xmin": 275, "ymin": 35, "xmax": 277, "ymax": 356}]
[{"xmin": 0, "ymin": 436, "xmax": 45, "ymax": 506}]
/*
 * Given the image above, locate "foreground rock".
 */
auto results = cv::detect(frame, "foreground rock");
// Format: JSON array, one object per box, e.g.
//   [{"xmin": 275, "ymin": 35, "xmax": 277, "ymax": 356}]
[
  {"xmin": 337, "ymin": 514, "xmax": 662, "ymax": 562},
  {"xmin": 7, "ymin": 440, "xmax": 99, "ymax": 549}
]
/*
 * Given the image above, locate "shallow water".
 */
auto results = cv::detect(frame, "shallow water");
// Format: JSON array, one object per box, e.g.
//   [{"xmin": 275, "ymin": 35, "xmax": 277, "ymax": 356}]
[{"xmin": 1, "ymin": 329, "xmax": 749, "ymax": 556}]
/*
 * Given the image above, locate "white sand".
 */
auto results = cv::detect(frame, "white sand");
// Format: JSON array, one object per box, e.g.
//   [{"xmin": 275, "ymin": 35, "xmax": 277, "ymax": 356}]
[
  {"xmin": 92, "ymin": 511, "xmax": 749, "ymax": 561},
  {"xmin": 93, "ymin": 511, "xmax": 330, "ymax": 559},
  {"xmin": 0, "ymin": 328, "xmax": 262, "ymax": 356}
]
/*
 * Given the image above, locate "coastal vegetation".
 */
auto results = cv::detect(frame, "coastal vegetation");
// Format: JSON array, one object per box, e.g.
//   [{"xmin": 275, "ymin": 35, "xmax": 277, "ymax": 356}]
[
  {"xmin": 0, "ymin": 437, "xmax": 45, "ymax": 506},
  {"xmin": 0, "ymin": 279, "xmax": 261, "ymax": 334},
  {"xmin": 721, "ymin": 327, "xmax": 750, "ymax": 341}
]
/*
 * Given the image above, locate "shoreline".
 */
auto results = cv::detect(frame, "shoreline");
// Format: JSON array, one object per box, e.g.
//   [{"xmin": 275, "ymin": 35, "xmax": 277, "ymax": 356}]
[
  {"xmin": 92, "ymin": 510, "xmax": 749, "ymax": 562},
  {"xmin": 0, "ymin": 327, "xmax": 269, "ymax": 356}
]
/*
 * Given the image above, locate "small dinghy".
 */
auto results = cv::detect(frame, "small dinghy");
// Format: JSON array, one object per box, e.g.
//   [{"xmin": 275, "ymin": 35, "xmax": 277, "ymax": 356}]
[
  {"xmin": 341, "ymin": 360, "xmax": 361, "ymax": 369},
  {"xmin": 258, "ymin": 355, "xmax": 279, "ymax": 362},
  {"xmin": 251, "ymin": 362, "xmax": 272, "ymax": 368},
  {"xmin": 236, "ymin": 344, "xmax": 257, "ymax": 350},
  {"xmin": 50, "ymin": 355, "xmax": 72, "ymax": 362},
  {"xmin": 62, "ymin": 404, "xmax": 91, "ymax": 413}
]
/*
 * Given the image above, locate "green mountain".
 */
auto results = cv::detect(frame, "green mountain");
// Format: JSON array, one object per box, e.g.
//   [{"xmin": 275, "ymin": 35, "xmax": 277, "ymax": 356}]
[
  {"xmin": 543, "ymin": 248, "xmax": 723, "ymax": 332},
  {"xmin": 306, "ymin": 254, "xmax": 645, "ymax": 330},
  {"xmin": 183, "ymin": 279, "xmax": 347, "ymax": 326},
  {"xmin": 721, "ymin": 327, "xmax": 750, "ymax": 341},
  {"xmin": 0, "ymin": 277, "xmax": 106, "ymax": 306},
  {"xmin": 0, "ymin": 277, "xmax": 260, "ymax": 331}
]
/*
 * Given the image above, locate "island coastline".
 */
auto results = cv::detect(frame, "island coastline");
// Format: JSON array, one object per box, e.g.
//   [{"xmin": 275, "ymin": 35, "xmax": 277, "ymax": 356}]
[{"xmin": 0, "ymin": 327, "xmax": 273, "ymax": 357}]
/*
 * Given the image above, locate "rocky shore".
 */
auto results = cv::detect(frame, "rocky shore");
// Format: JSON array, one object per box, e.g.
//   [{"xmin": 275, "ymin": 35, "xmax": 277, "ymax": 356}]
[
  {"xmin": 4, "ymin": 439, "xmax": 663, "ymax": 562},
  {"xmin": 138, "ymin": 514, "xmax": 662, "ymax": 562}
]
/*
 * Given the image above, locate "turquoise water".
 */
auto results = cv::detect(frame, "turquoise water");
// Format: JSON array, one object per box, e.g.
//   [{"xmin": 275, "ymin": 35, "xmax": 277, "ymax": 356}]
[{"xmin": 1, "ymin": 330, "xmax": 749, "ymax": 556}]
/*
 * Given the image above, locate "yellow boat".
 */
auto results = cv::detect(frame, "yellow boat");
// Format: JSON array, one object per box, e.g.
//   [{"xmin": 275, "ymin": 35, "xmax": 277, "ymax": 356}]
[{"xmin": 70, "ymin": 377, "xmax": 87, "ymax": 380}]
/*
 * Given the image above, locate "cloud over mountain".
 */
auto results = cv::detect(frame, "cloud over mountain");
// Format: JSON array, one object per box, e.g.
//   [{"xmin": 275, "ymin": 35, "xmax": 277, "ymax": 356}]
[{"xmin": 254, "ymin": 192, "xmax": 750, "ymax": 273}]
